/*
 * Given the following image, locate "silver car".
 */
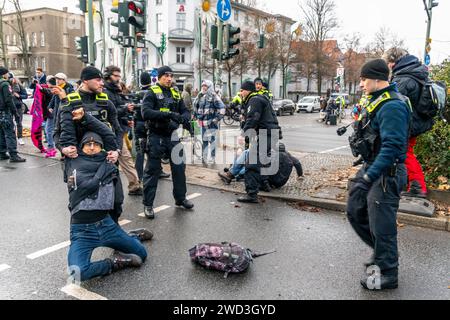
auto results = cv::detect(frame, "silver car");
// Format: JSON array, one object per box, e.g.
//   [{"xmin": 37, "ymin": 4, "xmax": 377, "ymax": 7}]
[{"xmin": 297, "ymin": 96, "xmax": 321, "ymax": 113}]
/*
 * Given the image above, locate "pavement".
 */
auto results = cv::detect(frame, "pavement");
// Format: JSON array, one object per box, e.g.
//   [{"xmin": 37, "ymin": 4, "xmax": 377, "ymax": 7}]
[{"xmin": 1, "ymin": 155, "xmax": 449, "ymax": 300}]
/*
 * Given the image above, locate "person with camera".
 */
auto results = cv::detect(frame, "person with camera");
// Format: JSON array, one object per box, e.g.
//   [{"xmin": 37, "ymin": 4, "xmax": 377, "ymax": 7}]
[
  {"xmin": 9, "ymin": 74, "xmax": 28, "ymax": 145},
  {"xmin": 0, "ymin": 67, "xmax": 26, "ymax": 162},
  {"xmin": 29, "ymin": 67, "xmax": 47, "ymax": 92},
  {"xmin": 103, "ymin": 65, "xmax": 142, "ymax": 196},
  {"xmin": 141, "ymin": 66, "xmax": 194, "ymax": 219},
  {"xmin": 346, "ymin": 59, "xmax": 411, "ymax": 290}
]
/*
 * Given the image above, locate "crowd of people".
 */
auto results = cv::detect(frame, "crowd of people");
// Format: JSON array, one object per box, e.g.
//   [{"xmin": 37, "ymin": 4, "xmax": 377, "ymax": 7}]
[{"xmin": 0, "ymin": 45, "xmax": 439, "ymax": 291}]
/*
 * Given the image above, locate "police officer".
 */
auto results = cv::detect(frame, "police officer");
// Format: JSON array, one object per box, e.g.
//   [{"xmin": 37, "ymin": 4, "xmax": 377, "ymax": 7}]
[
  {"xmin": 238, "ymin": 81, "xmax": 280, "ymax": 203},
  {"xmin": 0, "ymin": 67, "xmax": 26, "ymax": 162},
  {"xmin": 54, "ymin": 66, "xmax": 124, "ymax": 223},
  {"xmin": 254, "ymin": 78, "xmax": 273, "ymax": 103},
  {"xmin": 347, "ymin": 59, "xmax": 411, "ymax": 290},
  {"xmin": 141, "ymin": 66, "xmax": 193, "ymax": 219}
]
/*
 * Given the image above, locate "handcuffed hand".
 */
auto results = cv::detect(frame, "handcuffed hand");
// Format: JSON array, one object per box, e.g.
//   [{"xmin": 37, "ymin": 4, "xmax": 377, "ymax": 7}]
[
  {"xmin": 62, "ymin": 146, "xmax": 78, "ymax": 158},
  {"xmin": 107, "ymin": 150, "xmax": 119, "ymax": 164}
]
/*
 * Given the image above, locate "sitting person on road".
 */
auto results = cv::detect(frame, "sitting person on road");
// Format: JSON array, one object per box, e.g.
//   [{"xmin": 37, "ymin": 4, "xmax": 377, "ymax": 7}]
[
  {"xmin": 66, "ymin": 125, "xmax": 152, "ymax": 283},
  {"xmin": 324, "ymin": 99, "xmax": 338, "ymax": 124},
  {"xmin": 219, "ymin": 143, "xmax": 303, "ymax": 189}
]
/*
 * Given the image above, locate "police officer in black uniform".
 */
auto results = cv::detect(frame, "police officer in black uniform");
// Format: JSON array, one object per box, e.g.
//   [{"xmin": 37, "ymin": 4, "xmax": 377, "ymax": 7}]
[
  {"xmin": 0, "ymin": 67, "xmax": 26, "ymax": 162},
  {"xmin": 238, "ymin": 81, "xmax": 280, "ymax": 203},
  {"xmin": 141, "ymin": 66, "xmax": 193, "ymax": 219},
  {"xmin": 346, "ymin": 59, "xmax": 411, "ymax": 290},
  {"xmin": 54, "ymin": 66, "xmax": 124, "ymax": 223}
]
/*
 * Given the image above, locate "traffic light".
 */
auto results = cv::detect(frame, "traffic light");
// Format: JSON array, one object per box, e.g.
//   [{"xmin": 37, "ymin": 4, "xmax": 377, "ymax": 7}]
[
  {"xmin": 75, "ymin": 36, "xmax": 89, "ymax": 63},
  {"xmin": 210, "ymin": 25, "xmax": 221, "ymax": 60},
  {"xmin": 258, "ymin": 33, "xmax": 265, "ymax": 49},
  {"xmin": 159, "ymin": 33, "xmax": 167, "ymax": 55},
  {"xmin": 78, "ymin": 0, "xmax": 87, "ymax": 13},
  {"xmin": 223, "ymin": 24, "xmax": 240, "ymax": 60},
  {"xmin": 128, "ymin": 0, "xmax": 146, "ymax": 33},
  {"xmin": 110, "ymin": 2, "xmax": 130, "ymax": 44}
]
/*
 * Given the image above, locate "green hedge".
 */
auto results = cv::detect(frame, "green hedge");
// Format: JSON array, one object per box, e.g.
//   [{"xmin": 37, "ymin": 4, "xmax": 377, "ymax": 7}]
[{"xmin": 415, "ymin": 120, "xmax": 450, "ymax": 187}]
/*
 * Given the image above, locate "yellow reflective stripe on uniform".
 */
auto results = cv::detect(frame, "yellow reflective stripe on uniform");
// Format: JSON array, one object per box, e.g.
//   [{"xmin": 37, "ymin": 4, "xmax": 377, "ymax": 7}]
[
  {"xmin": 366, "ymin": 92, "xmax": 392, "ymax": 114},
  {"xmin": 96, "ymin": 93, "xmax": 108, "ymax": 101},
  {"xmin": 67, "ymin": 92, "xmax": 81, "ymax": 102},
  {"xmin": 150, "ymin": 85, "xmax": 162, "ymax": 94},
  {"xmin": 160, "ymin": 108, "xmax": 170, "ymax": 112},
  {"xmin": 170, "ymin": 88, "xmax": 181, "ymax": 100}
]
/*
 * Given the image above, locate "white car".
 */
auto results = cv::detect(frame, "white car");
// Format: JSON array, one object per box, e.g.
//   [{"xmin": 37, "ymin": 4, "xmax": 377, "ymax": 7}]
[{"xmin": 297, "ymin": 96, "xmax": 321, "ymax": 113}]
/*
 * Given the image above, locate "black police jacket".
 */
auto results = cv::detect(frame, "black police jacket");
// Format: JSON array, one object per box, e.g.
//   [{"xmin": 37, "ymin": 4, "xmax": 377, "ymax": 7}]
[
  {"xmin": 0, "ymin": 80, "xmax": 16, "ymax": 114},
  {"xmin": 243, "ymin": 93, "xmax": 280, "ymax": 135},
  {"xmin": 104, "ymin": 81, "xmax": 130, "ymax": 130},
  {"xmin": 141, "ymin": 83, "xmax": 190, "ymax": 137},
  {"xmin": 55, "ymin": 90, "xmax": 122, "ymax": 151},
  {"xmin": 268, "ymin": 150, "xmax": 303, "ymax": 188}
]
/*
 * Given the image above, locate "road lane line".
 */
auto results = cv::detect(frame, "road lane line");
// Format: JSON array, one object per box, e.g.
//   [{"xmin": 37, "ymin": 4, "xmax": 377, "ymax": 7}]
[
  {"xmin": 26, "ymin": 219, "xmax": 132, "ymax": 260},
  {"xmin": 0, "ymin": 264, "xmax": 11, "ymax": 272},
  {"xmin": 138, "ymin": 205, "xmax": 171, "ymax": 217},
  {"xmin": 61, "ymin": 284, "xmax": 107, "ymax": 300},
  {"xmin": 319, "ymin": 145, "xmax": 349, "ymax": 154},
  {"xmin": 186, "ymin": 193, "xmax": 202, "ymax": 200}
]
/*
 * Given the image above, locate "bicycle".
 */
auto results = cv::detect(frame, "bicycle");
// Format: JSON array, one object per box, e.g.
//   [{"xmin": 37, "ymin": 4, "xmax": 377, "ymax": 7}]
[{"xmin": 222, "ymin": 105, "xmax": 241, "ymax": 125}]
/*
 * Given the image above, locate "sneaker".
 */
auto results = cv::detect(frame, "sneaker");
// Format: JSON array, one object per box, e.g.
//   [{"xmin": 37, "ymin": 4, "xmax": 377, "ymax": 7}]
[
  {"xmin": 218, "ymin": 171, "xmax": 234, "ymax": 184},
  {"xmin": 9, "ymin": 154, "xmax": 26, "ymax": 163},
  {"xmin": 144, "ymin": 206, "xmax": 155, "ymax": 219},
  {"xmin": 128, "ymin": 187, "xmax": 143, "ymax": 196},
  {"xmin": 237, "ymin": 194, "xmax": 259, "ymax": 203},
  {"xmin": 401, "ymin": 180, "xmax": 427, "ymax": 198},
  {"xmin": 18, "ymin": 138, "xmax": 25, "ymax": 146},
  {"xmin": 110, "ymin": 252, "xmax": 143, "ymax": 272},
  {"xmin": 360, "ymin": 273, "xmax": 398, "ymax": 290},
  {"xmin": 45, "ymin": 148, "xmax": 57, "ymax": 158},
  {"xmin": 128, "ymin": 228, "xmax": 154, "ymax": 242}
]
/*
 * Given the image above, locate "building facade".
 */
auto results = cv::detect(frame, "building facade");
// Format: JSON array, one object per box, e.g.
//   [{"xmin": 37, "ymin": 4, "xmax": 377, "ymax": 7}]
[{"xmin": 2, "ymin": 7, "xmax": 85, "ymax": 84}]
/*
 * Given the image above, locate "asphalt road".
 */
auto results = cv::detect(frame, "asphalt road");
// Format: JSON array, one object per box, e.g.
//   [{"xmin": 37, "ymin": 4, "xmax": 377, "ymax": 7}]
[{"xmin": 0, "ymin": 155, "xmax": 449, "ymax": 300}]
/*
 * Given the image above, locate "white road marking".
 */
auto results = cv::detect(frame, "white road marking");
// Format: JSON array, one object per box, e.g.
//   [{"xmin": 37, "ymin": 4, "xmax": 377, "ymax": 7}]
[
  {"xmin": 319, "ymin": 145, "xmax": 349, "ymax": 154},
  {"xmin": 186, "ymin": 193, "xmax": 202, "ymax": 200},
  {"xmin": 61, "ymin": 284, "xmax": 107, "ymax": 300},
  {"xmin": 0, "ymin": 264, "xmax": 11, "ymax": 272},
  {"xmin": 26, "ymin": 219, "xmax": 132, "ymax": 260},
  {"xmin": 138, "ymin": 205, "xmax": 171, "ymax": 217}
]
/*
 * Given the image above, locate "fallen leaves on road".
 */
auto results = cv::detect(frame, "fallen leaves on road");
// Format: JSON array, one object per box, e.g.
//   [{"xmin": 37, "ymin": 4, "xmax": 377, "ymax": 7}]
[
  {"xmin": 434, "ymin": 200, "xmax": 450, "ymax": 217},
  {"xmin": 234, "ymin": 204, "xmax": 241, "ymax": 208},
  {"xmin": 288, "ymin": 201, "xmax": 321, "ymax": 213},
  {"xmin": 22, "ymin": 128, "xmax": 31, "ymax": 137},
  {"xmin": 397, "ymin": 220, "xmax": 405, "ymax": 228}
]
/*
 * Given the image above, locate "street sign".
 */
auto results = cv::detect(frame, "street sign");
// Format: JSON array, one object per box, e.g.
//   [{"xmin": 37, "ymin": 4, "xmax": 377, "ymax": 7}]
[
  {"xmin": 337, "ymin": 67, "xmax": 344, "ymax": 77},
  {"xmin": 425, "ymin": 54, "xmax": 431, "ymax": 66},
  {"xmin": 217, "ymin": 0, "xmax": 231, "ymax": 22}
]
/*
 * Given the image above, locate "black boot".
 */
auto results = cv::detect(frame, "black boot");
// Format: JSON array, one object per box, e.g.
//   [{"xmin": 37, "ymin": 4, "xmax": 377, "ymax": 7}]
[
  {"xmin": 144, "ymin": 206, "xmax": 155, "ymax": 219},
  {"xmin": 237, "ymin": 194, "xmax": 259, "ymax": 203},
  {"xmin": 128, "ymin": 187, "xmax": 143, "ymax": 196},
  {"xmin": 360, "ymin": 273, "xmax": 398, "ymax": 290},
  {"xmin": 159, "ymin": 171, "xmax": 170, "ymax": 179},
  {"xmin": 110, "ymin": 252, "xmax": 143, "ymax": 272},
  {"xmin": 175, "ymin": 199, "xmax": 194, "ymax": 209},
  {"xmin": 0, "ymin": 153, "xmax": 9, "ymax": 160},
  {"xmin": 259, "ymin": 181, "xmax": 272, "ymax": 192},
  {"xmin": 128, "ymin": 228, "xmax": 154, "ymax": 242},
  {"xmin": 9, "ymin": 154, "xmax": 26, "ymax": 162},
  {"xmin": 218, "ymin": 171, "xmax": 234, "ymax": 184}
]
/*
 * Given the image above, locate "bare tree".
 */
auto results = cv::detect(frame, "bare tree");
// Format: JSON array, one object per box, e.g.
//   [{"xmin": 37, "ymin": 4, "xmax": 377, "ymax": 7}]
[
  {"xmin": 0, "ymin": 0, "xmax": 8, "ymax": 67},
  {"xmin": 300, "ymin": 0, "xmax": 338, "ymax": 95},
  {"xmin": 4, "ymin": 0, "xmax": 32, "ymax": 80},
  {"xmin": 342, "ymin": 33, "xmax": 365, "ymax": 94},
  {"xmin": 365, "ymin": 26, "xmax": 406, "ymax": 59}
]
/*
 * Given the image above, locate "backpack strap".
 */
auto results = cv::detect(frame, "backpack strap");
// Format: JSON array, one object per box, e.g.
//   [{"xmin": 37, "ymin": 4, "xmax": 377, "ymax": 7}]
[{"xmin": 395, "ymin": 73, "xmax": 426, "ymax": 86}]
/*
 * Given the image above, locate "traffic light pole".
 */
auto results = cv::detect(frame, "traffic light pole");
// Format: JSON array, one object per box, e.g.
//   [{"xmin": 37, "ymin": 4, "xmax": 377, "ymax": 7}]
[
  {"xmin": 87, "ymin": 0, "xmax": 95, "ymax": 65},
  {"xmin": 423, "ymin": 0, "xmax": 438, "ymax": 63},
  {"xmin": 216, "ymin": 19, "xmax": 224, "ymax": 88}
]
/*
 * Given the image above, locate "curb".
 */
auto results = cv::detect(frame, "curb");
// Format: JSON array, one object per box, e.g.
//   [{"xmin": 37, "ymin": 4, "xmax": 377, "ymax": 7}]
[{"xmin": 184, "ymin": 177, "xmax": 450, "ymax": 233}]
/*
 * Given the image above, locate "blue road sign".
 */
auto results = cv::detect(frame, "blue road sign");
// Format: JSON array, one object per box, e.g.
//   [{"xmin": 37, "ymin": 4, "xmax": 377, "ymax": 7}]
[
  {"xmin": 217, "ymin": 0, "xmax": 232, "ymax": 22},
  {"xmin": 425, "ymin": 54, "xmax": 431, "ymax": 66},
  {"xmin": 151, "ymin": 68, "xmax": 158, "ymax": 77}
]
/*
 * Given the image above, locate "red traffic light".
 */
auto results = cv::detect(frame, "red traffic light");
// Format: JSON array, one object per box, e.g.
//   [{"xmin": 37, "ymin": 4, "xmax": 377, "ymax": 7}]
[{"xmin": 128, "ymin": 1, "xmax": 144, "ymax": 14}]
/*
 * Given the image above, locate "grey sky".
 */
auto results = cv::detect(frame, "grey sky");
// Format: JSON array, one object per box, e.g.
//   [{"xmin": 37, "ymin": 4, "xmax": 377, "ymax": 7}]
[{"xmin": 7, "ymin": 0, "xmax": 450, "ymax": 64}]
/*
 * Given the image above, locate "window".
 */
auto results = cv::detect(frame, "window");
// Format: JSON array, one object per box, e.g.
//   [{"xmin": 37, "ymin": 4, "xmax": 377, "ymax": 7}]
[
  {"xmin": 41, "ymin": 57, "xmax": 46, "ymax": 71},
  {"xmin": 12, "ymin": 34, "xmax": 16, "ymax": 46},
  {"xmin": 63, "ymin": 34, "xmax": 69, "ymax": 49},
  {"xmin": 245, "ymin": 14, "xmax": 249, "ymax": 25},
  {"xmin": 5, "ymin": 35, "xmax": 10, "ymax": 45},
  {"xmin": 176, "ymin": 47, "xmax": 185, "ymax": 63},
  {"xmin": 34, "ymin": 57, "xmax": 39, "ymax": 70},
  {"xmin": 156, "ymin": 0, "xmax": 162, "ymax": 4},
  {"xmin": 232, "ymin": 83, "xmax": 237, "ymax": 96},
  {"xmin": 156, "ymin": 13, "xmax": 163, "ymax": 33},
  {"xmin": 177, "ymin": 0, "xmax": 185, "ymax": 3},
  {"xmin": 21, "ymin": 58, "xmax": 25, "ymax": 69},
  {"xmin": 12, "ymin": 58, "xmax": 17, "ymax": 69},
  {"xmin": 31, "ymin": 32, "xmax": 37, "ymax": 47},
  {"xmin": 234, "ymin": 10, "xmax": 239, "ymax": 22},
  {"xmin": 26, "ymin": 33, "xmax": 30, "ymax": 48},
  {"xmin": 109, "ymin": 48, "xmax": 114, "ymax": 65},
  {"xmin": 40, "ymin": 32, "xmax": 45, "ymax": 47},
  {"xmin": 176, "ymin": 13, "xmax": 186, "ymax": 29}
]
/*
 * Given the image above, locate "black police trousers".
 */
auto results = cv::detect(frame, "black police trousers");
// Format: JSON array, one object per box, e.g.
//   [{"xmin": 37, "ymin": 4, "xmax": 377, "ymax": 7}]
[
  {"xmin": 143, "ymin": 133, "xmax": 187, "ymax": 207},
  {"xmin": 244, "ymin": 134, "xmax": 273, "ymax": 197},
  {"xmin": 0, "ymin": 113, "xmax": 18, "ymax": 155},
  {"xmin": 347, "ymin": 164, "xmax": 407, "ymax": 276}
]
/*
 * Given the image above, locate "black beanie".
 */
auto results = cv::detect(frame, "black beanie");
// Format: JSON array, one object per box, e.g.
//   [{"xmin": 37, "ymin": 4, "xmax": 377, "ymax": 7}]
[
  {"xmin": 360, "ymin": 59, "xmax": 390, "ymax": 81},
  {"xmin": 140, "ymin": 72, "xmax": 151, "ymax": 86},
  {"xmin": 157, "ymin": 66, "xmax": 173, "ymax": 79},
  {"xmin": 80, "ymin": 131, "xmax": 103, "ymax": 148},
  {"xmin": 80, "ymin": 66, "xmax": 103, "ymax": 81},
  {"xmin": 254, "ymin": 77, "xmax": 263, "ymax": 84},
  {"xmin": 0, "ymin": 67, "xmax": 9, "ymax": 76},
  {"xmin": 241, "ymin": 81, "xmax": 256, "ymax": 92}
]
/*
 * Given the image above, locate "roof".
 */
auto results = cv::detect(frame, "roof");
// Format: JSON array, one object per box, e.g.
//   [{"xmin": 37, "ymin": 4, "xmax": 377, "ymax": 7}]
[{"xmin": 231, "ymin": 1, "xmax": 296, "ymax": 25}]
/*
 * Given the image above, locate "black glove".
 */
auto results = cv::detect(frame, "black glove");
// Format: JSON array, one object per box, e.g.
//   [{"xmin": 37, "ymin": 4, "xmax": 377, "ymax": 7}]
[
  {"xmin": 349, "ymin": 175, "xmax": 372, "ymax": 196},
  {"xmin": 169, "ymin": 112, "xmax": 183, "ymax": 124}
]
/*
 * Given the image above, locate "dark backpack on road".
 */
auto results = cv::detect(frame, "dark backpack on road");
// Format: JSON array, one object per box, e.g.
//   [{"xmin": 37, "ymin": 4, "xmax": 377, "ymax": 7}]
[{"xmin": 189, "ymin": 242, "xmax": 275, "ymax": 278}]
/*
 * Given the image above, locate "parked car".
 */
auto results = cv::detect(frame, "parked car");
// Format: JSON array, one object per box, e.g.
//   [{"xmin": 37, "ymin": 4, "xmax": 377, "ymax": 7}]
[
  {"xmin": 273, "ymin": 99, "xmax": 296, "ymax": 116},
  {"xmin": 297, "ymin": 96, "xmax": 321, "ymax": 113}
]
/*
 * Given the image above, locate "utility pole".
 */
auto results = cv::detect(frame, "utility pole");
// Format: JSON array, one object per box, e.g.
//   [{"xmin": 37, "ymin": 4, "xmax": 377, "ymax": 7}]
[
  {"xmin": 87, "ymin": 0, "xmax": 95, "ymax": 65},
  {"xmin": 423, "ymin": 0, "xmax": 439, "ymax": 64}
]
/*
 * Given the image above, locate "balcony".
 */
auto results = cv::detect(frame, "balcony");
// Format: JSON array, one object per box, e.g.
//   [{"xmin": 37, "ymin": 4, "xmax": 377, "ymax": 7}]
[{"xmin": 168, "ymin": 28, "xmax": 195, "ymax": 42}]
